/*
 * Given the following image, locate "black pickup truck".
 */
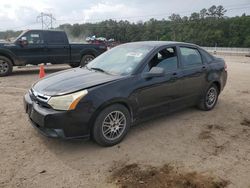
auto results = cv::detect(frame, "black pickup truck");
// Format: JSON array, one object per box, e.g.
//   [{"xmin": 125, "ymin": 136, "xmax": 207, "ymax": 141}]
[{"xmin": 0, "ymin": 30, "xmax": 107, "ymax": 76}]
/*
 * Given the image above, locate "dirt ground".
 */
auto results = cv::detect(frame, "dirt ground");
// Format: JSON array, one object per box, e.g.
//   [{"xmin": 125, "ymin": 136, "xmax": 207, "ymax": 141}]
[{"xmin": 0, "ymin": 55, "xmax": 250, "ymax": 188}]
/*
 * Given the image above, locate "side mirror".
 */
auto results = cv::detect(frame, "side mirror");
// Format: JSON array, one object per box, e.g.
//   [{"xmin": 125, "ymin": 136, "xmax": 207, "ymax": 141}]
[
  {"xmin": 18, "ymin": 37, "xmax": 28, "ymax": 46},
  {"xmin": 142, "ymin": 67, "xmax": 165, "ymax": 79}
]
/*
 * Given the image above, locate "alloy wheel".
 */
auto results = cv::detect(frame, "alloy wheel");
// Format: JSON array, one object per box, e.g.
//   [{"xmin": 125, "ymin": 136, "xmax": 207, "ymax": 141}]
[
  {"xmin": 84, "ymin": 57, "xmax": 94, "ymax": 64},
  {"xmin": 102, "ymin": 111, "xmax": 126, "ymax": 141},
  {"xmin": 0, "ymin": 60, "xmax": 9, "ymax": 74},
  {"xmin": 206, "ymin": 87, "xmax": 217, "ymax": 108}
]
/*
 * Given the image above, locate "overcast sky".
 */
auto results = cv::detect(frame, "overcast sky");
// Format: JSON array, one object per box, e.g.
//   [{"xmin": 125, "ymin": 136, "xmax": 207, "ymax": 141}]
[{"xmin": 0, "ymin": 0, "xmax": 250, "ymax": 31}]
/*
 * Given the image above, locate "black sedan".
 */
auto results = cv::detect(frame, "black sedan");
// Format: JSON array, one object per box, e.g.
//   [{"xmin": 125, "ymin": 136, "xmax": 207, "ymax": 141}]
[{"xmin": 24, "ymin": 41, "xmax": 227, "ymax": 146}]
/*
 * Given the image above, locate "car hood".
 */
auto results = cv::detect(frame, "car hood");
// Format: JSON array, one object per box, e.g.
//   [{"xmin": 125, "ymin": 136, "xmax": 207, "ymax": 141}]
[
  {"xmin": 0, "ymin": 42, "xmax": 15, "ymax": 47},
  {"xmin": 32, "ymin": 68, "xmax": 123, "ymax": 96},
  {"xmin": 0, "ymin": 42, "xmax": 7, "ymax": 47}
]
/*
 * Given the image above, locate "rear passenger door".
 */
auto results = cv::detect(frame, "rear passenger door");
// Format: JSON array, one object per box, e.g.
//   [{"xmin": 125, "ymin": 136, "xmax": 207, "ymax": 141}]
[
  {"xmin": 44, "ymin": 31, "xmax": 70, "ymax": 64},
  {"xmin": 177, "ymin": 46, "xmax": 207, "ymax": 103}
]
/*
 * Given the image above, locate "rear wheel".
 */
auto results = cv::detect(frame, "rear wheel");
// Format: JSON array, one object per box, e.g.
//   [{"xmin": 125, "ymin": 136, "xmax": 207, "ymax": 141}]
[
  {"xmin": 198, "ymin": 84, "xmax": 219, "ymax": 111},
  {"xmin": 0, "ymin": 56, "xmax": 13, "ymax": 77},
  {"xmin": 80, "ymin": 55, "xmax": 95, "ymax": 67},
  {"xmin": 92, "ymin": 104, "xmax": 131, "ymax": 146}
]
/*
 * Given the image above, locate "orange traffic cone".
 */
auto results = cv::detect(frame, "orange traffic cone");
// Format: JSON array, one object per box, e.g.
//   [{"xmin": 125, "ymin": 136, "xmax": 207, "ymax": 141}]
[{"xmin": 39, "ymin": 64, "xmax": 45, "ymax": 78}]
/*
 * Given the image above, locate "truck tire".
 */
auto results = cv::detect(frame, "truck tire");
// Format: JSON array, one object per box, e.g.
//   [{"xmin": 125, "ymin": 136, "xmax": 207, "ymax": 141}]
[
  {"xmin": 80, "ymin": 55, "xmax": 95, "ymax": 67},
  {"xmin": 0, "ymin": 56, "xmax": 13, "ymax": 77}
]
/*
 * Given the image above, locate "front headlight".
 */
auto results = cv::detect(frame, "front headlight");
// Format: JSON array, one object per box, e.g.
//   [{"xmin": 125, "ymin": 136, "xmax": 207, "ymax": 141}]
[{"xmin": 48, "ymin": 90, "xmax": 88, "ymax": 111}]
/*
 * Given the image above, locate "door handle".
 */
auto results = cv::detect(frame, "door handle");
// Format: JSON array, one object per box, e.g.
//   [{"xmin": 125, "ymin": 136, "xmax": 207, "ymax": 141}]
[
  {"xmin": 198, "ymin": 66, "xmax": 207, "ymax": 73},
  {"xmin": 169, "ymin": 72, "xmax": 178, "ymax": 81}
]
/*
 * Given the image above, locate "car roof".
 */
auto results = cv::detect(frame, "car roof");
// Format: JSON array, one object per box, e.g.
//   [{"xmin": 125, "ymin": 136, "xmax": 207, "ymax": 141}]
[
  {"xmin": 123, "ymin": 41, "xmax": 200, "ymax": 48},
  {"xmin": 24, "ymin": 29, "xmax": 64, "ymax": 33}
]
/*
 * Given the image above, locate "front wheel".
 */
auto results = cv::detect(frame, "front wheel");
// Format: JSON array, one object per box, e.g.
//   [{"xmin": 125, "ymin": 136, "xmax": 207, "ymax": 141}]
[
  {"xmin": 92, "ymin": 104, "xmax": 131, "ymax": 146},
  {"xmin": 198, "ymin": 84, "xmax": 219, "ymax": 111},
  {"xmin": 0, "ymin": 56, "xmax": 13, "ymax": 77}
]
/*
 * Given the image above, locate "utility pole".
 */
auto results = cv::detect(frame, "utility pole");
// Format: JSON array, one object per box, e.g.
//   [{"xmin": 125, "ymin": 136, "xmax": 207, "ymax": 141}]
[
  {"xmin": 37, "ymin": 12, "xmax": 55, "ymax": 30},
  {"xmin": 41, "ymin": 12, "xmax": 44, "ymax": 29}
]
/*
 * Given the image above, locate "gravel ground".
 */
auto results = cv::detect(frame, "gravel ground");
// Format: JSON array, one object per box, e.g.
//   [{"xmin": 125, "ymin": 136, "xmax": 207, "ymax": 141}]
[{"xmin": 0, "ymin": 55, "xmax": 249, "ymax": 188}]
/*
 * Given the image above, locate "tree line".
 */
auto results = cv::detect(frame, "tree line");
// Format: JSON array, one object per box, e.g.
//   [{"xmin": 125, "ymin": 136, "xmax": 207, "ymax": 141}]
[{"xmin": 1, "ymin": 5, "xmax": 250, "ymax": 47}]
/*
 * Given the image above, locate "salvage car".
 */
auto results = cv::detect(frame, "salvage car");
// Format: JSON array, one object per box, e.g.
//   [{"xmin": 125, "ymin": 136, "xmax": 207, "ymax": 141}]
[
  {"xmin": 24, "ymin": 41, "xmax": 227, "ymax": 146},
  {"xmin": 0, "ymin": 30, "xmax": 107, "ymax": 76}
]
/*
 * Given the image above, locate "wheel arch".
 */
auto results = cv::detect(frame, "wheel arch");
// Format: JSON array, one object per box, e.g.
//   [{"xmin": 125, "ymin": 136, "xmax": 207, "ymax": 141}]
[
  {"xmin": 80, "ymin": 49, "xmax": 98, "ymax": 59},
  {"xmin": 207, "ymin": 71, "xmax": 222, "ymax": 94},
  {"xmin": 212, "ymin": 81, "xmax": 221, "ymax": 93},
  {"xmin": 89, "ymin": 99, "xmax": 134, "ymax": 133},
  {"xmin": 0, "ymin": 52, "xmax": 15, "ymax": 65}
]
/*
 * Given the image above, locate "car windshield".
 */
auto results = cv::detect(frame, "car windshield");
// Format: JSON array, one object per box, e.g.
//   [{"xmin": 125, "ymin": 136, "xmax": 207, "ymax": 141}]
[
  {"xmin": 86, "ymin": 43, "xmax": 154, "ymax": 75},
  {"xmin": 14, "ymin": 31, "xmax": 26, "ymax": 43}
]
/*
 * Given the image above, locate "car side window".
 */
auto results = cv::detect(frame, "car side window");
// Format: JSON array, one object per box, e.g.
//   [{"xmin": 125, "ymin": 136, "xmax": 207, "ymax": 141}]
[
  {"xmin": 46, "ymin": 32, "xmax": 66, "ymax": 44},
  {"xmin": 147, "ymin": 47, "xmax": 178, "ymax": 72},
  {"xmin": 200, "ymin": 49, "xmax": 214, "ymax": 64},
  {"xmin": 22, "ymin": 32, "xmax": 44, "ymax": 45},
  {"xmin": 180, "ymin": 47, "xmax": 202, "ymax": 67}
]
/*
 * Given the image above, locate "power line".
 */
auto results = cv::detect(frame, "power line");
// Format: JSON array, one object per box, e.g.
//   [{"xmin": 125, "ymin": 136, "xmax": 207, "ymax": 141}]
[
  {"xmin": 0, "ymin": 12, "xmax": 56, "ymax": 31},
  {"xmin": 55, "ymin": 3, "xmax": 250, "ymax": 23},
  {"xmin": 37, "ymin": 12, "xmax": 56, "ymax": 29},
  {"xmin": 53, "ymin": 5, "xmax": 250, "ymax": 28},
  {"xmin": 1, "ymin": 3, "xmax": 250, "ymax": 31},
  {"xmin": 0, "ymin": 22, "xmax": 38, "ymax": 31}
]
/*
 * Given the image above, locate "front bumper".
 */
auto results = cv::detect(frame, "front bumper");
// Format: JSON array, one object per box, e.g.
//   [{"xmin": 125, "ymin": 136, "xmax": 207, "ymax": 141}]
[{"xmin": 24, "ymin": 93, "xmax": 91, "ymax": 139}]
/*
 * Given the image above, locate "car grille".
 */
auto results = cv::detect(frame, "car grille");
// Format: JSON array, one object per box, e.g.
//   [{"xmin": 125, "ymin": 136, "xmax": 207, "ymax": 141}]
[{"xmin": 29, "ymin": 89, "xmax": 51, "ymax": 108}]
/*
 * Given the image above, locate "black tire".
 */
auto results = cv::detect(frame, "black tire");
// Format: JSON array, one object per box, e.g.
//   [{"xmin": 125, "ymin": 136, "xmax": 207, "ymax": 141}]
[
  {"xmin": 92, "ymin": 104, "xmax": 131, "ymax": 147},
  {"xmin": 0, "ymin": 56, "xmax": 13, "ymax": 77},
  {"xmin": 198, "ymin": 84, "xmax": 219, "ymax": 111},
  {"xmin": 69, "ymin": 62, "xmax": 80, "ymax": 68},
  {"xmin": 80, "ymin": 55, "xmax": 95, "ymax": 67}
]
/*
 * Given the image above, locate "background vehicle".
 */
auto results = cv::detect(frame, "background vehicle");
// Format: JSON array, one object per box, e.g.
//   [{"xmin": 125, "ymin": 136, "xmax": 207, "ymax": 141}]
[
  {"xmin": 24, "ymin": 41, "xmax": 227, "ymax": 146},
  {"xmin": 0, "ymin": 30, "xmax": 107, "ymax": 76}
]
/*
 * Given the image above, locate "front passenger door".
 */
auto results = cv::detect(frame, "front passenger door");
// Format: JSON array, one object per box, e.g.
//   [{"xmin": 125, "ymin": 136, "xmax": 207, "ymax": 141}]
[
  {"xmin": 14, "ymin": 31, "xmax": 46, "ymax": 65},
  {"xmin": 136, "ymin": 47, "xmax": 184, "ymax": 117}
]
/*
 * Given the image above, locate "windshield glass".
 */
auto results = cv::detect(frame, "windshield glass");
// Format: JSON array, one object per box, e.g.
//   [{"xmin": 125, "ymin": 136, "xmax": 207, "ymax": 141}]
[
  {"xmin": 14, "ymin": 31, "xmax": 26, "ymax": 43},
  {"xmin": 86, "ymin": 43, "xmax": 154, "ymax": 75}
]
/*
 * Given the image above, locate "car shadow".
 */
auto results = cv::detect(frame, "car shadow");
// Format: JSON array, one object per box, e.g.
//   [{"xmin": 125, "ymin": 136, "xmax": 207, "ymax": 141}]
[
  {"xmin": 38, "ymin": 99, "xmax": 227, "ymax": 154},
  {"xmin": 35, "ymin": 102, "xmax": 227, "ymax": 177},
  {"xmin": 41, "ymin": 106, "xmax": 200, "ymax": 151}
]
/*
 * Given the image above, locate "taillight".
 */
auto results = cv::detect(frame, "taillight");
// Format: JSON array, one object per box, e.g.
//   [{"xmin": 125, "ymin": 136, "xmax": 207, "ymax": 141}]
[{"xmin": 224, "ymin": 63, "xmax": 227, "ymax": 72}]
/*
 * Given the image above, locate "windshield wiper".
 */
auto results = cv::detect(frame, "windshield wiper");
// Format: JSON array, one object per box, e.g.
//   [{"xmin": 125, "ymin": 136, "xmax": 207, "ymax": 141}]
[{"xmin": 90, "ymin": 67, "xmax": 108, "ymax": 74}]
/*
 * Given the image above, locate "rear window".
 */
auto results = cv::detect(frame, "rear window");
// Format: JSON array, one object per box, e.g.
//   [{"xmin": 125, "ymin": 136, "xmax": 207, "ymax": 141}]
[
  {"xmin": 46, "ymin": 32, "xmax": 66, "ymax": 44},
  {"xmin": 200, "ymin": 49, "xmax": 214, "ymax": 64}
]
